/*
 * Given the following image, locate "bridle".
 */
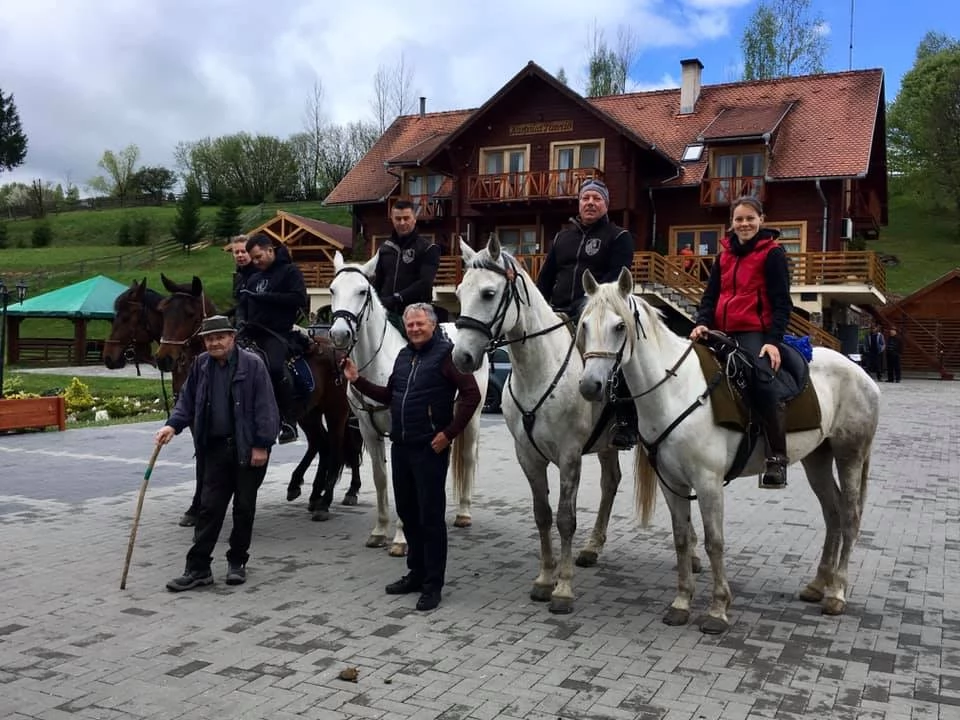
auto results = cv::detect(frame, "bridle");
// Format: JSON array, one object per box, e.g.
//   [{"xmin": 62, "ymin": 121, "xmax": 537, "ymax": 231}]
[
  {"xmin": 105, "ymin": 293, "xmax": 174, "ymax": 415},
  {"xmin": 329, "ymin": 267, "xmax": 387, "ymax": 374}
]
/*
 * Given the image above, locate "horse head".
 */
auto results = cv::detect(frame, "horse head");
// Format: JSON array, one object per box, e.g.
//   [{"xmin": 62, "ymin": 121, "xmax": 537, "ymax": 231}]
[
  {"xmin": 104, "ymin": 278, "xmax": 153, "ymax": 369},
  {"xmin": 155, "ymin": 274, "xmax": 214, "ymax": 373},
  {"xmin": 328, "ymin": 250, "xmax": 380, "ymax": 352}
]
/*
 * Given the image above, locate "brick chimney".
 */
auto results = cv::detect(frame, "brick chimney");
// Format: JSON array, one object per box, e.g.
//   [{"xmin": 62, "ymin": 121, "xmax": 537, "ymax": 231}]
[{"xmin": 679, "ymin": 58, "xmax": 703, "ymax": 114}]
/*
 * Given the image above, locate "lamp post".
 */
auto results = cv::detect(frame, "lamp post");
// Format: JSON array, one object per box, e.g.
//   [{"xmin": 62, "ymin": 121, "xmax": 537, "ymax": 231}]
[{"xmin": 0, "ymin": 278, "xmax": 28, "ymax": 399}]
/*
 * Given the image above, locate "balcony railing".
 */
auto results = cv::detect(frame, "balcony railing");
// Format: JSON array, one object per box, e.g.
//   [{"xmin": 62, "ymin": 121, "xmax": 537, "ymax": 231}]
[
  {"xmin": 387, "ymin": 194, "xmax": 448, "ymax": 221},
  {"xmin": 467, "ymin": 168, "xmax": 603, "ymax": 203},
  {"xmin": 700, "ymin": 176, "xmax": 766, "ymax": 206}
]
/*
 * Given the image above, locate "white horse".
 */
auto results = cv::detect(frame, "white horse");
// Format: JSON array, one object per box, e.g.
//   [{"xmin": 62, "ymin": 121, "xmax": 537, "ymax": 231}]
[
  {"xmin": 453, "ymin": 236, "xmax": 657, "ymax": 614},
  {"xmin": 577, "ymin": 268, "xmax": 880, "ymax": 633},
  {"xmin": 328, "ymin": 251, "xmax": 488, "ymax": 556}
]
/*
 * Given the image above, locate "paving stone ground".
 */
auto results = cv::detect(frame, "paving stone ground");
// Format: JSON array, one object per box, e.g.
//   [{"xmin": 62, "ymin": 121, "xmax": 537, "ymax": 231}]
[{"xmin": 0, "ymin": 379, "xmax": 958, "ymax": 720}]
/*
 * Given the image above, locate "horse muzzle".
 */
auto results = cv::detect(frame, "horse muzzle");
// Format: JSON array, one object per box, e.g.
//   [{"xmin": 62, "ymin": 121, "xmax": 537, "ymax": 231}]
[
  {"xmin": 451, "ymin": 347, "xmax": 482, "ymax": 374},
  {"xmin": 579, "ymin": 375, "xmax": 606, "ymax": 402}
]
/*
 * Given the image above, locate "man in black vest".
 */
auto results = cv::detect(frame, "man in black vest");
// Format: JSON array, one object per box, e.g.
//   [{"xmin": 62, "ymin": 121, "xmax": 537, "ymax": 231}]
[
  {"xmin": 342, "ymin": 303, "xmax": 481, "ymax": 612},
  {"xmin": 373, "ymin": 199, "xmax": 442, "ymax": 332},
  {"xmin": 536, "ymin": 179, "xmax": 639, "ymax": 449}
]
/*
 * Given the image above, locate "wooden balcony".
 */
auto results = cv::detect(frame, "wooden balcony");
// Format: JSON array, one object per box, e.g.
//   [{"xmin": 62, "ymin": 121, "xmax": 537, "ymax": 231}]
[
  {"xmin": 700, "ymin": 176, "xmax": 766, "ymax": 206},
  {"xmin": 467, "ymin": 168, "xmax": 603, "ymax": 204},
  {"xmin": 388, "ymin": 193, "xmax": 449, "ymax": 221}
]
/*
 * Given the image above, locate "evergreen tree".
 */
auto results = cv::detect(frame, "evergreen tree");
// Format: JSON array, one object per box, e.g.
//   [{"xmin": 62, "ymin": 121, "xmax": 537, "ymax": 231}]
[
  {"xmin": 214, "ymin": 192, "xmax": 242, "ymax": 239},
  {"xmin": 0, "ymin": 89, "xmax": 28, "ymax": 172},
  {"xmin": 171, "ymin": 180, "xmax": 204, "ymax": 249}
]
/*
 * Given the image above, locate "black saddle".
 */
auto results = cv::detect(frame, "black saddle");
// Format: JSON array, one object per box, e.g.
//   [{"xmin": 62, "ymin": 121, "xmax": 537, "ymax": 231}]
[{"xmin": 705, "ymin": 333, "xmax": 807, "ymax": 405}]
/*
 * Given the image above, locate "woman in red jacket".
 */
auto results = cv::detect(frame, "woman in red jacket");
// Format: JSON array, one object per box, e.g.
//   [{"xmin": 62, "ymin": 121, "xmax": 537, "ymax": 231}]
[{"xmin": 689, "ymin": 196, "xmax": 794, "ymax": 489}]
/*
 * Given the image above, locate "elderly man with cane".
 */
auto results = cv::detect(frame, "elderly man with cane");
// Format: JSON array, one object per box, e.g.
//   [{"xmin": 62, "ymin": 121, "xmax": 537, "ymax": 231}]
[{"xmin": 155, "ymin": 315, "xmax": 280, "ymax": 591}]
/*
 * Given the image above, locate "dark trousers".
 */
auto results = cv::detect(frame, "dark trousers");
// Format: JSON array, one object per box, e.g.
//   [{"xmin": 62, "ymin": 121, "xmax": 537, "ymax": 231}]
[
  {"xmin": 186, "ymin": 439, "xmax": 268, "ymax": 572},
  {"xmin": 731, "ymin": 332, "xmax": 798, "ymax": 406},
  {"xmin": 887, "ymin": 353, "xmax": 902, "ymax": 383},
  {"xmin": 391, "ymin": 441, "xmax": 449, "ymax": 592}
]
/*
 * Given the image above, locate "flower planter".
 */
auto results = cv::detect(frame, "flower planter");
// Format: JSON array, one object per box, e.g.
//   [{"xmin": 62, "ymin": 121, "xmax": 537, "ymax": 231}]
[{"xmin": 0, "ymin": 396, "xmax": 67, "ymax": 433}]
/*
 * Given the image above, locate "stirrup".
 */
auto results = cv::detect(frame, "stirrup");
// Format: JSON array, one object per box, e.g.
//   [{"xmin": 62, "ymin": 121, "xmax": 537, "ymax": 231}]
[
  {"xmin": 759, "ymin": 455, "xmax": 788, "ymax": 489},
  {"xmin": 278, "ymin": 422, "xmax": 298, "ymax": 444}
]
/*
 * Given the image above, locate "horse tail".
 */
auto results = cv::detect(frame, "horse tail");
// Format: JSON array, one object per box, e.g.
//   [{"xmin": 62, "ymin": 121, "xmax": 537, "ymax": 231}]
[
  {"xmin": 451, "ymin": 433, "xmax": 466, "ymax": 501},
  {"xmin": 858, "ymin": 451, "xmax": 870, "ymax": 518},
  {"xmin": 633, "ymin": 448, "xmax": 657, "ymax": 527}
]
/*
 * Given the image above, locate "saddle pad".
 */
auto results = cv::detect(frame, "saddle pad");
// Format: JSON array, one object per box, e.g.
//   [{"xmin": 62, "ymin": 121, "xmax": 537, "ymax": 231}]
[
  {"xmin": 290, "ymin": 356, "xmax": 315, "ymax": 394},
  {"xmin": 693, "ymin": 344, "xmax": 822, "ymax": 433}
]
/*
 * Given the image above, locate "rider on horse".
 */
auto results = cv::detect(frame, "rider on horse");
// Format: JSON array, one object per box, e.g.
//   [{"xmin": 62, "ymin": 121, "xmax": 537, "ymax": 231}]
[
  {"xmin": 238, "ymin": 233, "xmax": 309, "ymax": 445},
  {"xmin": 372, "ymin": 199, "xmax": 444, "ymax": 332},
  {"xmin": 535, "ymin": 178, "xmax": 639, "ymax": 450}
]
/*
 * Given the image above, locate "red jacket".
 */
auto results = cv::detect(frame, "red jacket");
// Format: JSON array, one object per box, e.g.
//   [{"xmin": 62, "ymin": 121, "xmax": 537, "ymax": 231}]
[{"xmin": 715, "ymin": 233, "xmax": 779, "ymax": 335}]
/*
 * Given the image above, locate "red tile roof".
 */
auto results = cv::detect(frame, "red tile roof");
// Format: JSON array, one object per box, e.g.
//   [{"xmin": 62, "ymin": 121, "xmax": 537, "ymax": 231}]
[
  {"xmin": 285, "ymin": 212, "xmax": 354, "ymax": 249},
  {"xmin": 325, "ymin": 66, "xmax": 884, "ymax": 203},
  {"xmin": 325, "ymin": 109, "xmax": 474, "ymax": 206}
]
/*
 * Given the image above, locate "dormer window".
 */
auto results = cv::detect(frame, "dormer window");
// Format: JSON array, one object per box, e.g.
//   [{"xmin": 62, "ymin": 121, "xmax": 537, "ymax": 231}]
[{"xmin": 682, "ymin": 143, "xmax": 704, "ymax": 162}]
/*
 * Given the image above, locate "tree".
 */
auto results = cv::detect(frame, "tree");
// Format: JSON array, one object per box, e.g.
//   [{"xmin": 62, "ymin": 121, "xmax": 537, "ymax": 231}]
[
  {"xmin": 131, "ymin": 166, "xmax": 176, "ymax": 201},
  {"xmin": 888, "ymin": 37, "xmax": 960, "ymax": 235},
  {"xmin": 556, "ymin": 67, "xmax": 569, "ymax": 86},
  {"xmin": 585, "ymin": 23, "xmax": 638, "ymax": 96},
  {"xmin": 0, "ymin": 89, "xmax": 27, "ymax": 173},
  {"xmin": 214, "ymin": 192, "xmax": 242, "ymax": 239},
  {"xmin": 171, "ymin": 179, "xmax": 204, "ymax": 248},
  {"xmin": 370, "ymin": 51, "xmax": 416, "ymax": 133},
  {"xmin": 88, "ymin": 144, "xmax": 141, "ymax": 205},
  {"xmin": 741, "ymin": 0, "xmax": 828, "ymax": 80}
]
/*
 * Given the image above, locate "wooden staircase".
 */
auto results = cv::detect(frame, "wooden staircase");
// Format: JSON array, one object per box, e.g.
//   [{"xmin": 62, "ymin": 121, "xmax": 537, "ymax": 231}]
[{"xmin": 866, "ymin": 305, "xmax": 956, "ymax": 380}]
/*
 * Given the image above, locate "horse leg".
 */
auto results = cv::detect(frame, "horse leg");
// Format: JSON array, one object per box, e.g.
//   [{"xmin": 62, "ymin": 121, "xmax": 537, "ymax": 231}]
[
  {"xmin": 826, "ymin": 452, "xmax": 867, "ymax": 616},
  {"xmin": 451, "ymin": 411, "xmax": 480, "ymax": 528},
  {"xmin": 519, "ymin": 452, "xmax": 556, "ymax": 606},
  {"xmin": 364, "ymin": 430, "xmax": 392, "ymax": 549},
  {"xmin": 661, "ymin": 489, "xmax": 697, "ymax": 628},
  {"xmin": 179, "ymin": 426, "xmax": 201, "ymax": 527},
  {"xmin": 342, "ymin": 422, "xmax": 362, "ymax": 506},
  {"xmin": 577, "ymin": 449, "xmax": 622, "ymax": 567},
  {"xmin": 550, "ymin": 454, "xmax": 583, "ymax": 615},
  {"xmin": 310, "ymin": 412, "xmax": 345, "ymax": 522},
  {"xmin": 799, "ymin": 444, "xmax": 844, "ymax": 606},
  {"xmin": 288, "ymin": 424, "xmax": 318, "ymax": 503},
  {"xmin": 695, "ymin": 481, "xmax": 733, "ymax": 634}
]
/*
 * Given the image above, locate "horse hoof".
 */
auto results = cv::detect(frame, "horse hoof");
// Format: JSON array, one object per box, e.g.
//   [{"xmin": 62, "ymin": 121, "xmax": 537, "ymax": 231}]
[
  {"xmin": 699, "ymin": 615, "xmax": 729, "ymax": 634},
  {"xmin": 799, "ymin": 584, "xmax": 824, "ymax": 603},
  {"xmin": 388, "ymin": 543, "xmax": 407, "ymax": 557},
  {"xmin": 575, "ymin": 550, "xmax": 598, "ymax": 568},
  {"xmin": 530, "ymin": 584, "xmax": 553, "ymax": 602},
  {"xmin": 549, "ymin": 597, "xmax": 574, "ymax": 615},
  {"xmin": 178, "ymin": 513, "xmax": 197, "ymax": 527},
  {"xmin": 365, "ymin": 534, "xmax": 387, "ymax": 549},
  {"xmin": 287, "ymin": 486, "xmax": 301, "ymax": 502},
  {"xmin": 822, "ymin": 598, "xmax": 846, "ymax": 616},
  {"xmin": 663, "ymin": 607, "xmax": 690, "ymax": 626},
  {"xmin": 692, "ymin": 556, "xmax": 703, "ymax": 574},
  {"xmin": 311, "ymin": 509, "xmax": 330, "ymax": 522},
  {"xmin": 453, "ymin": 515, "xmax": 472, "ymax": 528},
  {"xmin": 341, "ymin": 494, "xmax": 358, "ymax": 506}
]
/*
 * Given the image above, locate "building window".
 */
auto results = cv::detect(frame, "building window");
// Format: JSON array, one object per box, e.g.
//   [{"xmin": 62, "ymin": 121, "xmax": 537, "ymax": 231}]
[
  {"xmin": 682, "ymin": 143, "xmax": 704, "ymax": 162},
  {"xmin": 707, "ymin": 148, "xmax": 766, "ymax": 204},
  {"xmin": 496, "ymin": 226, "xmax": 539, "ymax": 256},
  {"xmin": 478, "ymin": 145, "xmax": 530, "ymax": 198},
  {"xmin": 769, "ymin": 221, "xmax": 806, "ymax": 283},
  {"xmin": 406, "ymin": 173, "xmax": 444, "ymax": 197},
  {"xmin": 550, "ymin": 139, "xmax": 604, "ymax": 196},
  {"xmin": 671, "ymin": 225, "xmax": 724, "ymax": 257}
]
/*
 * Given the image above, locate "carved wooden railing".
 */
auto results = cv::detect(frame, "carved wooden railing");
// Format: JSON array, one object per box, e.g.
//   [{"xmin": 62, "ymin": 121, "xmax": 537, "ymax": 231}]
[
  {"xmin": 467, "ymin": 168, "xmax": 603, "ymax": 203},
  {"xmin": 699, "ymin": 176, "xmax": 766, "ymax": 206}
]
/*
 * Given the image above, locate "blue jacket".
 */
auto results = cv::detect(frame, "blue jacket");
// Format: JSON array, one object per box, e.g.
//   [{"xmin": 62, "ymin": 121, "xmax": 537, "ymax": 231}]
[{"xmin": 166, "ymin": 347, "xmax": 280, "ymax": 465}]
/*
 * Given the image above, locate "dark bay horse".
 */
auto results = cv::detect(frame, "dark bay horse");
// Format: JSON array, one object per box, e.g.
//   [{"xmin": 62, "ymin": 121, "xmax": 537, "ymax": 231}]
[{"xmin": 155, "ymin": 274, "xmax": 362, "ymax": 520}]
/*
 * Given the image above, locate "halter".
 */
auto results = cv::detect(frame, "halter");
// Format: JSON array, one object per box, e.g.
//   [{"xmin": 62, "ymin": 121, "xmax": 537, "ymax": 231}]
[
  {"xmin": 106, "ymin": 294, "xmax": 173, "ymax": 415},
  {"xmin": 330, "ymin": 267, "xmax": 387, "ymax": 374},
  {"xmin": 158, "ymin": 290, "xmax": 210, "ymax": 347}
]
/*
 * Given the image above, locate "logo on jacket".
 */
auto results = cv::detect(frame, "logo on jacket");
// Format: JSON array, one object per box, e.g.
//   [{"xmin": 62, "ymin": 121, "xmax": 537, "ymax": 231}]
[
  {"xmin": 402, "ymin": 249, "xmax": 416, "ymax": 264},
  {"xmin": 584, "ymin": 237, "xmax": 601, "ymax": 256},
  {"xmin": 255, "ymin": 278, "xmax": 269, "ymax": 293}
]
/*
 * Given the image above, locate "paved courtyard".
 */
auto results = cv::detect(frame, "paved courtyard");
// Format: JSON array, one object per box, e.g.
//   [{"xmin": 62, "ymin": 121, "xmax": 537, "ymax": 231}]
[{"xmin": 0, "ymin": 379, "xmax": 958, "ymax": 719}]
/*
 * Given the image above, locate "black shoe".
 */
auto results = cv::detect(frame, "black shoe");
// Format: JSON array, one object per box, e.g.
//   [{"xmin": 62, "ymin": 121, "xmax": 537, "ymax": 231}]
[
  {"xmin": 166, "ymin": 568, "xmax": 213, "ymax": 592},
  {"xmin": 278, "ymin": 422, "xmax": 298, "ymax": 445},
  {"xmin": 178, "ymin": 512, "xmax": 197, "ymax": 527},
  {"xmin": 225, "ymin": 562, "xmax": 246, "ymax": 586},
  {"xmin": 416, "ymin": 591, "xmax": 441, "ymax": 612},
  {"xmin": 611, "ymin": 423, "xmax": 639, "ymax": 450},
  {"xmin": 385, "ymin": 574, "xmax": 422, "ymax": 595},
  {"xmin": 760, "ymin": 456, "xmax": 788, "ymax": 489}
]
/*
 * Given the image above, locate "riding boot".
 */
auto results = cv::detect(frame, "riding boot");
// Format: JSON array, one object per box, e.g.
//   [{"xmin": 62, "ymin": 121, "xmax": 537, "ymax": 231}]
[
  {"xmin": 611, "ymin": 372, "xmax": 639, "ymax": 450},
  {"xmin": 759, "ymin": 401, "xmax": 788, "ymax": 489},
  {"xmin": 275, "ymin": 375, "xmax": 299, "ymax": 445}
]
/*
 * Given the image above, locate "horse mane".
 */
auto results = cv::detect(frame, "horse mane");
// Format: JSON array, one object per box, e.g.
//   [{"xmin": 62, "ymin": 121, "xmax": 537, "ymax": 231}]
[
  {"xmin": 143, "ymin": 288, "xmax": 164, "ymax": 311},
  {"xmin": 584, "ymin": 282, "xmax": 662, "ymax": 357},
  {"xmin": 466, "ymin": 246, "xmax": 523, "ymax": 277}
]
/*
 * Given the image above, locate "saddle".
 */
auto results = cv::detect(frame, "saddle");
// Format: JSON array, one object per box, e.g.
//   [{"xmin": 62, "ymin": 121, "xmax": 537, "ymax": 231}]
[
  {"xmin": 693, "ymin": 340, "xmax": 821, "ymax": 434},
  {"xmin": 238, "ymin": 325, "xmax": 317, "ymax": 395}
]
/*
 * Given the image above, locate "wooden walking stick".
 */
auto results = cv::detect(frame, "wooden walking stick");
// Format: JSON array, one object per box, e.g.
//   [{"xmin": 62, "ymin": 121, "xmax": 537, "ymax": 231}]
[{"xmin": 120, "ymin": 443, "xmax": 163, "ymax": 590}]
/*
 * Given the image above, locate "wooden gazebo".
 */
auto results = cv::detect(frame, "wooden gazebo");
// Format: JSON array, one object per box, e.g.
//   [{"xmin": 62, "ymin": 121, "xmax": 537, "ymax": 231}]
[{"xmin": 240, "ymin": 211, "xmax": 354, "ymax": 266}]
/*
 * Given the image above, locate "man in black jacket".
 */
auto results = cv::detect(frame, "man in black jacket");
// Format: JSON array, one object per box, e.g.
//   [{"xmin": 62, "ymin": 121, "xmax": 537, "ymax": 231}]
[
  {"xmin": 239, "ymin": 233, "xmax": 309, "ymax": 444},
  {"xmin": 342, "ymin": 303, "xmax": 481, "ymax": 612},
  {"xmin": 373, "ymin": 199, "xmax": 441, "ymax": 331},
  {"xmin": 536, "ymin": 179, "xmax": 638, "ymax": 449}
]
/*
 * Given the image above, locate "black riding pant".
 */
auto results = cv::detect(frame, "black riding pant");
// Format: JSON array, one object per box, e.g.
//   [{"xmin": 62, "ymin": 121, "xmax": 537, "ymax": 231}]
[
  {"xmin": 186, "ymin": 438, "xmax": 268, "ymax": 571},
  {"xmin": 391, "ymin": 441, "xmax": 449, "ymax": 593},
  {"xmin": 247, "ymin": 330, "xmax": 287, "ymax": 383},
  {"xmin": 731, "ymin": 332, "xmax": 797, "ymax": 408}
]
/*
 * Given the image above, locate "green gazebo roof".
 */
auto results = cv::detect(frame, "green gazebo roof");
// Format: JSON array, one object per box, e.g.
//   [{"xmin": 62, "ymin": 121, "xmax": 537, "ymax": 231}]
[{"xmin": 5, "ymin": 275, "xmax": 130, "ymax": 320}]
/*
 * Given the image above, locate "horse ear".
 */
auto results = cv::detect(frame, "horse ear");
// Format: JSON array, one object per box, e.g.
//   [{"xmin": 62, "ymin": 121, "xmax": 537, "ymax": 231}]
[
  {"xmin": 359, "ymin": 253, "xmax": 378, "ymax": 278},
  {"xmin": 333, "ymin": 251, "xmax": 344, "ymax": 271},
  {"xmin": 191, "ymin": 276, "xmax": 203, "ymax": 296},
  {"xmin": 459, "ymin": 236, "xmax": 477, "ymax": 262},
  {"xmin": 582, "ymin": 269, "xmax": 599, "ymax": 296},
  {"xmin": 488, "ymin": 232, "xmax": 501, "ymax": 261},
  {"xmin": 617, "ymin": 267, "xmax": 633, "ymax": 297},
  {"xmin": 160, "ymin": 273, "xmax": 178, "ymax": 294}
]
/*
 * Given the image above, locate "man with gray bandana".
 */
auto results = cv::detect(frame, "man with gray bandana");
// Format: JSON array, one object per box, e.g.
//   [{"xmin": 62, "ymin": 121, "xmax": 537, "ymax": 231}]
[{"xmin": 536, "ymin": 178, "xmax": 638, "ymax": 449}]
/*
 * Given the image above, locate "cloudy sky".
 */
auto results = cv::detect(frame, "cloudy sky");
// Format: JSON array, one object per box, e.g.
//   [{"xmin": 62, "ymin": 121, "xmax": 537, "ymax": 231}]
[{"xmin": 1, "ymin": 0, "xmax": 955, "ymax": 190}]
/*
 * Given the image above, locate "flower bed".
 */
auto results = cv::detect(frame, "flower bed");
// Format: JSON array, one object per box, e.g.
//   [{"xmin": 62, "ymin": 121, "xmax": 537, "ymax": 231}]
[{"xmin": 0, "ymin": 396, "xmax": 67, "ymax": 432}]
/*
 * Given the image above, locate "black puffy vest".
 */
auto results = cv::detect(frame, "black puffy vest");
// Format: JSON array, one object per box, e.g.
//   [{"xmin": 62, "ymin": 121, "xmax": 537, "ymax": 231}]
[{"xmin": 389, "ymin": 333, "xmax": 456, "ymax": 444}]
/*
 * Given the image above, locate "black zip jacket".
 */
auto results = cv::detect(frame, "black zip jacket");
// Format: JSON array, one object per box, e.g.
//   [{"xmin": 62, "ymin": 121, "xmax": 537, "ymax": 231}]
[
  {"xmin": 240, "ymin": 245, "xmax": 308, "ymax": 333},
  {"xmin": 374, "ymin": 231, "xmax": 441, "ymax": 311}
]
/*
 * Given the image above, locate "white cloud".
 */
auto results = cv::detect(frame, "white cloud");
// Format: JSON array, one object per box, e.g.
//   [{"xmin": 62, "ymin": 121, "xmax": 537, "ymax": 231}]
[{"xmin": 0, "ymin": 0, "xmax": 752, "ymax": 188}]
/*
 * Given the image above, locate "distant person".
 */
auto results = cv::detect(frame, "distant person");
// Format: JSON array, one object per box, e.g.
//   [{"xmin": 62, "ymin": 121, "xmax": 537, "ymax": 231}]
[
  {"xmin": 865, "ymin": 325, "xmax": 885, "ymax": 381},
  {"xmin": 229, "ymin": 235, "xmax": 254, "ymax": 327},
  {"xmin": 679, "ymin": 243, "xmax": 695, "ymax": 273},
  {"xmin": 886, "ymin": 328, "xmax": 902, "ymax": 383},
  {"xmin": 156, "ymin": 315, "xmax": 279, "ymax": 591}
]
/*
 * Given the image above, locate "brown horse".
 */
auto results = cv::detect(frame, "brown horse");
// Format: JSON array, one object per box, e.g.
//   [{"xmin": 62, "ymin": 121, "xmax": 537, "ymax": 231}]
[{"xmin": 155, "ymin": 273, "xmax": 362, "ymax": 519}]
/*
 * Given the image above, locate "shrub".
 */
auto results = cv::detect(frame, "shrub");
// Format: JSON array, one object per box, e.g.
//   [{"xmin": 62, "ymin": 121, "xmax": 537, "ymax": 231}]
[
  {"xmin": 64, "ymin": 377, "xmax": 95, "ymax": 413},
  {"xmin": 132, "ymin": 217, "xmax": 151, "ymax": 246},
  {"xmin": 0, "ymin": 221, "xmax": 8, "ymax": 249},
  {"xmin": 31, "ymin": 223, "xmax": 53, "ymax": 248},
  {"xmin": 116, "ymin": 219, "xmax": 132, "ymax": 246}
]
